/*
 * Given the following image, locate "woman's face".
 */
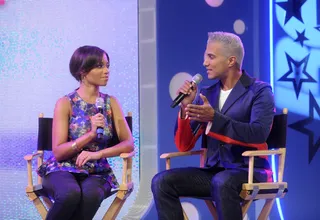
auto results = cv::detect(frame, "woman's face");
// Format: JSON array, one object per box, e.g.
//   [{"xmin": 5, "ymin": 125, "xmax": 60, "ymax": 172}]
[{"xmin": 83, "ymin": 53, "xmax": 110, "ymax": 86}]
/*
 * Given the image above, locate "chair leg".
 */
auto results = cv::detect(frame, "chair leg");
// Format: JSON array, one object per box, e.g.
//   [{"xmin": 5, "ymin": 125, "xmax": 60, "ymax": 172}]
[
  {"xmin": 242, "ymin": 200, "xmax": 253, "ymax": 218},
  {"xmin": 103, "ymin": 196, "xmax": 127, "ymax": 220},
  {"xmin": 257, "ymin": 199, "xmax": 275, "ymax": 220},
  {"xmin": 182, "ymin": 208, "xmax": 189, "ymax": 220},
  {"xmin": 42, "ymin": 196, "xmax": 53, "ymax": 210},
  {"xmin": 33, "ymin": 197, "xmax": 48, "ymax": 219},
  {"xmin": 27, "ymin": 192, "xmax": 48, "ymax": 219},
  {"xmin": 204, "ymin": 200, "xmax": 218, "ymax": 220}
]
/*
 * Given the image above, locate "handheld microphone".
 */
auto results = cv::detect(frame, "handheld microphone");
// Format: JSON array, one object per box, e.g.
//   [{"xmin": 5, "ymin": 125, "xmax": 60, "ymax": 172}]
[
  {"xmin": 171, "ymin": 74, "xmax": 203, "ymax": 108},
  {"xmin": 95, "ymin": 97, "xmax": 104, "ymax": 139}
]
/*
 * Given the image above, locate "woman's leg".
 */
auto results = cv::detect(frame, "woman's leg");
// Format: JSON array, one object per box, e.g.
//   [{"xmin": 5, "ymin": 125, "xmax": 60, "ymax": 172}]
[
  {"xmin": 42, "ymin": 171, "xmax": 81, "ymax": 220},
  {"xmin": 71, "ymin": 175, "xmax": 112, "ymax": 220}
]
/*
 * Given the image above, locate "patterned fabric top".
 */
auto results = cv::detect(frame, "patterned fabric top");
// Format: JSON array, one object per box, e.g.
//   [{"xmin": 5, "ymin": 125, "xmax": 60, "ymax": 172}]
[{"xmin": 37, "ymin": 91, "xmax": 119, "ymax": 189}]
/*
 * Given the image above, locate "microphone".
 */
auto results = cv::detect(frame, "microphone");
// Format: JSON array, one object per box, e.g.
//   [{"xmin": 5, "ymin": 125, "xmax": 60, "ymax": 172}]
[
  {"xmin": 95, "ymin": 97, "xmax": 104, "ymax": 139},
  {"xmin": 171, "ymin": 74, "xmax": 203, "ymax": 108}
]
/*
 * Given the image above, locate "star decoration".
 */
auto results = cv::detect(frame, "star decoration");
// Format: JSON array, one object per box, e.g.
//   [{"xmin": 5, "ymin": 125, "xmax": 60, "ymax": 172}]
[
  {"xmin": 315, "ymin": 26, "xmax": 320, "ymax": 32},
  {"xmin": 294, "ymin": 29, "xmax": 308, "ymax": 47},
  {"xmin": 289, "ymin": 91, "xmax": 320, "ymax": 164},
  {"xmin": 276, "ymin": 0, "xmax": 307, "ymax": 25},
  {"xmin": 278, "ymin": 53, "xmax": 316, "ymax": 99}
]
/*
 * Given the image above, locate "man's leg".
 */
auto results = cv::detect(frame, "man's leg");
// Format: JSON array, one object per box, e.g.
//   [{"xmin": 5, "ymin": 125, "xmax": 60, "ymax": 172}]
[
  {"xmin": 211, "ymin": 169, "xmax": 259, "ymax": 220},
  {"xmin": 151, "ymin": 167, "xmax": 221, "ymax": 220}
]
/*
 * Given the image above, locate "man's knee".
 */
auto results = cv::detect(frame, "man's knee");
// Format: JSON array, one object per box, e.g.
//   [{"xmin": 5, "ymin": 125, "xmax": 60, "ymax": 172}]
[
  {"xmin": 211, "ymin": 170, "xmax": 243, "ymax": 199},
  {"xmin": 151, "ymin": 171, "xmax": 165, "ymax": 193},
  {"xmin": 212, "ymin": 173, "xmax": 230, "ymax": 190},
  {"xmin": 151, "ymin": 170, "xmax": 175, "ymax": 194}
]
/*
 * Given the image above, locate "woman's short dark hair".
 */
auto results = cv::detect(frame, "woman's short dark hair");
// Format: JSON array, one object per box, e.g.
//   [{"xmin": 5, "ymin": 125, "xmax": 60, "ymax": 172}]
[{"xmin": 69, "ymin": 46, "xmax": 110, "ymax": 81}]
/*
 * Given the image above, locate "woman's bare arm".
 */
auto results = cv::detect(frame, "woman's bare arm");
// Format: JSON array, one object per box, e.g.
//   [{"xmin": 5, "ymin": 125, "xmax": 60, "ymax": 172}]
[
  {"xmin": 52, "ymin": 97, "xmax": 96, "ymax": 162},
  {"xmin": 100, "ymin": 96, "xmax": 134, "ymax": 158}
]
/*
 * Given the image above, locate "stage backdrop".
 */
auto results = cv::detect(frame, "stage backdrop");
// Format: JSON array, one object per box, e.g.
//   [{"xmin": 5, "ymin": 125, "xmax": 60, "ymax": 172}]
[
  {"xmin": 142, "ymin": 0, "xmax": 320, "ymax": 219},
  {"xmin": 0, "ymin": 0, "xmax": 139, "ymax": 219},
  {"xmin": 272, "ymin": 0, "xmax": 320, "ymax": 219}
]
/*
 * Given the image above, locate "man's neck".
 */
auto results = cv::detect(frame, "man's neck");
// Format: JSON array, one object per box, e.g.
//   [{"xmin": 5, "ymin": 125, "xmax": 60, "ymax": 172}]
[{"xmin": 220, "ymin": 69, "xmax": 242, "ymax": 91}]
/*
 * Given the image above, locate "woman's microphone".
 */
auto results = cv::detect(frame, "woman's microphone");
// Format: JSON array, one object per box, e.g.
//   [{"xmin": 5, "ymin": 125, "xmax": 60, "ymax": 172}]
[{"xmin": 95, "ymin": 97, "xmax": 104, "ymax": 139}]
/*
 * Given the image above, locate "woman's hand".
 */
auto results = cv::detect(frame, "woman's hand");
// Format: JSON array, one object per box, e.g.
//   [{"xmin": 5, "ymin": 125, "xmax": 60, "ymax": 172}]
[
  {"xmin": 76, "ymin": 151, "xmax": 103, "ymax": 167},
  {"xmin": 90, "ymin": 113, "xmax": 106, "ymax": 136}
]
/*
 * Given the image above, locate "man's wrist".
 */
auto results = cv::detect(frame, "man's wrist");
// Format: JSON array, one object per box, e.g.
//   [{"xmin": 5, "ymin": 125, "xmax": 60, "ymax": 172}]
[{"xmin": 180, "ymin": 107, "xmax": 187, "ymax": 119}]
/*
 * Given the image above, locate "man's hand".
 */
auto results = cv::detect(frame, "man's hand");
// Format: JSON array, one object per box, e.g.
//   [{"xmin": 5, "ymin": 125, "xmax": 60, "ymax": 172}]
[
  {"xmin": 177, "ymin": 80, "xmax": 198, "ymax": 108},
  {"xmin": 185, "ymin": 94, "xmax": 214, "ymax": 122}
]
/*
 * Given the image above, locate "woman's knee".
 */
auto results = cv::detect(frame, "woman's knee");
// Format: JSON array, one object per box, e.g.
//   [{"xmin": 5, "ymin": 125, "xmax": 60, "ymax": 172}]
[
  {"xmin": 81, "ymin": 178, "xmax": 112, "ymax": 205},
  {"xmin": 82, "ymin": 187, "xmax": 106, "ymax": 205},
  {"xmin": 43, "ymin": 172, "xmax": 81, "ymax": 205},
  {"xmin": 55, "ymin": 186, "xmax": 81, "ymax": 205}
]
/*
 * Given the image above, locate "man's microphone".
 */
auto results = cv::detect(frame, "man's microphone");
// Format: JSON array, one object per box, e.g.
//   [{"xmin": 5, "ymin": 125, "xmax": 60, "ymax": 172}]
[
  {"xmin": 171, "ymin": 73, "xmax": 203, "ymax": 108},
  {"xmin": 95, "ymin": 97, "xmax": 104, "ymax": 139}
]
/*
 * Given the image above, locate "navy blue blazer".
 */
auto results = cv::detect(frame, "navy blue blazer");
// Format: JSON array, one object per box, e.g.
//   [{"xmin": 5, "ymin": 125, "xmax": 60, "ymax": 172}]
[{"xmin": 174, "ymin": 71, "xmax": 275, "ymax": 174}]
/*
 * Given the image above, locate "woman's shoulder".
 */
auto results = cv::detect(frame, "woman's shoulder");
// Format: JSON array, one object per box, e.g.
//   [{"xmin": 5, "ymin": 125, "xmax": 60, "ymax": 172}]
[
  {"xmin": 100, "ymin": 93, "xmax": 123, "ymax": 111},
  {"xmin": 54, "ymin": 96, "xmax": 71, "ymax": 115},
  {"xmin": 107, "ymin": 95, "xmax": 120, "ymax": 106},
  {"xmin": 54, "ymin": 91, "xmax": 77, "ymax": 111},
  {"xmin": 99, "ymin": 92, "xmax": 118, "ymax": 103},
  {"xmin": 65, "ymin": 90, "xmax": 77, "ymax": 100}
]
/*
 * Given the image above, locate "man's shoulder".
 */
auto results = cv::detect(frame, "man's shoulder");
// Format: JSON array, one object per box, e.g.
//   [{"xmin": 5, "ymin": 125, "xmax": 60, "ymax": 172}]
[
  {"xmin": 251, "ymin": 79, "xmax": 272, "ymax": 93},
  {"xmin": 241, "ymin": 70, "xmax": 272, "ymax": 91}
]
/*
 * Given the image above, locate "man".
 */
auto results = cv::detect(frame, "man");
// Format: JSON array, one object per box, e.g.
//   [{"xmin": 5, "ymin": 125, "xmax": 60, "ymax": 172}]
[{"xmin": 151, "ymin": 31, "xmax": 275, "ymax": 220}]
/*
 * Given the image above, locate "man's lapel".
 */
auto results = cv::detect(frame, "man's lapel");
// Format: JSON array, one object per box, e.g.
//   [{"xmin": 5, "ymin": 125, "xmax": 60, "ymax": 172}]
[{"xmin": 220, "ymin": 71, "xmax": 254, "ymax": 114}]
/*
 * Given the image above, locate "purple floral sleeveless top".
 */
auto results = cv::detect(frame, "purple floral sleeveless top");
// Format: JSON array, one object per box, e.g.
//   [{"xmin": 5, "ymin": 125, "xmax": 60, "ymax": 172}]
[{"xmin": 37, "ymin": 91, "xmax": 119, "ymax": 189}]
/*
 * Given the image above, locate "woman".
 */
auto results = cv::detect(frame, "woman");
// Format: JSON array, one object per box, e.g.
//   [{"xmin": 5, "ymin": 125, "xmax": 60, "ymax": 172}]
[{"xmin": 37, "ymin": 46, "xmax": 134, "ymax": 220}]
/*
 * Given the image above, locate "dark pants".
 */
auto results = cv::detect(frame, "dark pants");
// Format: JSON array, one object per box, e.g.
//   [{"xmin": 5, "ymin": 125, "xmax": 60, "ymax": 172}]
[
  {"xmin": 151, "ymin": 167, "xmax": 268, "ymax": 220},
  {"xmin": 42, "ymin": 171, "xmax": 112, "ymax": 220}
]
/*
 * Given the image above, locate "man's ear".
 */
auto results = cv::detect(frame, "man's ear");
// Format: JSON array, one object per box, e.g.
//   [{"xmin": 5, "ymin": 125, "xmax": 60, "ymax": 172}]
[{"xmin": 228, "ymin": 56, "xmax": 237, "ymax": 68}]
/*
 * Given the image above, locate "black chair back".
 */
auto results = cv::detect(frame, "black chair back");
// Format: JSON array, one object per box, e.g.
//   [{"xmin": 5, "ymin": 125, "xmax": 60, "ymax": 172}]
[
  {"xmin": 125, "ymin": 115, "xmax": 133, "ymax": 132},
  {"xmin": 37, "ymin": 117, "xmax": 53, "ymax": 151},
  {"xmin": 266, "ymin": 113, "xmax": 288, "ymax": 149}
]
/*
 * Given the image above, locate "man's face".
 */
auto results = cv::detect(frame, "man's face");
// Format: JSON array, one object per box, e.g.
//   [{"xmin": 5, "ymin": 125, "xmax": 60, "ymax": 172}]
[{"xmin": 203, "ymin": 41, "xmax": 232, "ymax": 80}]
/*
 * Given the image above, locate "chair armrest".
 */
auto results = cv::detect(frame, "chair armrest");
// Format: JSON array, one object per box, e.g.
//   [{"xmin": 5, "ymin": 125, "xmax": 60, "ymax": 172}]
[
  {"xmin": 24, "ymin": 151, "xmax": 44, "ymax": 188},
  {"xmin": 160, "ymin": 149, "xmax": 206, "ymax": 159},
  {"xmin": 243, "ymin": 148, "xmax": 286, "ymax": 184},
  {"xmin": 120, "ymin": 151, "xmax": 135, "ymax": 159},
  {"xmin": 242, "ymin": 149, "xmax": 284, "ymax": 157},
  {"xmin": 120, "ymin": 151, "xmax": 135, "ymax": 186},
  {"xmin": 160, "ymin": 149, "xmax": 207, "ymax": 170},
  {"xmin": 24, "ymin": 152, "xmax": 44, "ymax": 161}
]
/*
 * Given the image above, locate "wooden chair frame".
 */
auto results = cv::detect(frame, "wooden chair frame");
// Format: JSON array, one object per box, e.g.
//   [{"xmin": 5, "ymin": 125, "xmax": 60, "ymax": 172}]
[
  {"xmin": 24, "ymin": 112, "xmax": 135, "ymax": 220},
  {"xmin": 160, "ymin": 108, "xmax": 288, "ymax": 220}
]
